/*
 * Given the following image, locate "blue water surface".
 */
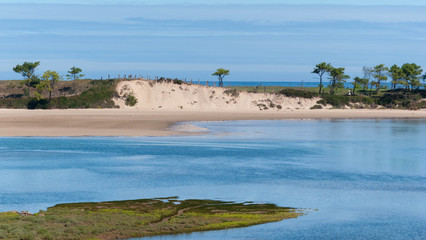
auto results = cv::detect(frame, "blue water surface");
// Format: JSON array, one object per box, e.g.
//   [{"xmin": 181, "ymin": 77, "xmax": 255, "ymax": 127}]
[{"xmin": 0, "ymin": 120, "xmax": 425, "ymax": 240}]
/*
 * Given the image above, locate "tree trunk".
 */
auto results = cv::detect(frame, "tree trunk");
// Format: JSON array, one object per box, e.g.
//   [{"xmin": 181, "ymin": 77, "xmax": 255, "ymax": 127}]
[
  {"xmin": 73, "ymin": 78, "xmax": 77, "ymax": 94},
  {"xmin": 375, "ymin": 80, "xmax": 380, "ymax": 94},
  {"xmin": 218, "ymin": 77, "xmax": 223, "ymax": 87},
  {"xmin": 27, "ymin": 80, "xmax": 31, "ymax": 98},
  {"xmin": 319, "ymin": 78, "xmax": 323, "ymax": 94}
]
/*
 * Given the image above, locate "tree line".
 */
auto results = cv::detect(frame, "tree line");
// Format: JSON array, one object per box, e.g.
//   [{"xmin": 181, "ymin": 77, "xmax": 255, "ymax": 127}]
[
  {"xmin": 312, "ymin": 62, "xmax": 425, "ymax": 95},
  {"xmin": 12, "ymin": 62, "xmax": 84, "ymax": 101}
]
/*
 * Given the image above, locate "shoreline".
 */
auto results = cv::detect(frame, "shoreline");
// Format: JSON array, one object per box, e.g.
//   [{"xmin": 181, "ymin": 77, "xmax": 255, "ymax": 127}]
[{"xmin": 0, "ymin": 109, "xmax": 425, "ymax": 137}]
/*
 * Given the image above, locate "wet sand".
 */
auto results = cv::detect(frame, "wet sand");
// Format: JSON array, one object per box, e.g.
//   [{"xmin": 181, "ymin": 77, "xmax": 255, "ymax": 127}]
[{"xmin": 0, "ymin": 109, "xmax": 425, "ymax": 137}]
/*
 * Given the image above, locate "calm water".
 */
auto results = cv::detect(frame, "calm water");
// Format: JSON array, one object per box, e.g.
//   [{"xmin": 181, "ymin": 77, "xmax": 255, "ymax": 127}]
[{"xmin": 0, "ymin": 120, "xmax": 425, "ymax": 240}]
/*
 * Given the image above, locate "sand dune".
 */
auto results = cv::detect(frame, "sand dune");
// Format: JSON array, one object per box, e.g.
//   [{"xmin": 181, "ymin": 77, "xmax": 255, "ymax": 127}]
[
  {"xmin": 113, "ymin": 80, "xmax": 321, "ymax": 111},
  {"xmin": 0, "ymin": 80, "xmax": 425, "ymax": 137}
]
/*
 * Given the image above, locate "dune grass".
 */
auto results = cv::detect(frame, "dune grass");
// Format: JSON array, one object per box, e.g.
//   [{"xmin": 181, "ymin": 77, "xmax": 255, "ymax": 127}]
[
  {"xmin": 229, "ymin": 85, "xmax": 426, "ymax": 109},
  {"xmin": 0, "ymin": 79, "xmax": 118, "ymax": 109},
  {"xmin": 0, "ymin": 198, "xmax": 305, "ymax": 240}
]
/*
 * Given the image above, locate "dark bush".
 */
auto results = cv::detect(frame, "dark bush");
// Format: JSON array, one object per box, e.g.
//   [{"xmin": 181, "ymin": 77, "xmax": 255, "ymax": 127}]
[
  {"xmin": 318, "ymin": 94, "xmax": 376, "ymax": 108},
  {"xmin": 28, "ymin": 98, "xmax": 50, "ymax": 109},
  {"xmin": 0, "ymin": 98, "xmax": 28, "ymax": 109},
  {"xmin": 173, "ymin": 79, "xmax": 184, "ymax": 85},
  {"xmin": 310, "ymin": 104, "xmax": 323, "ymax": 110},
  {"xmin": 224, "ymin": 89, "xmax": 240, "ymax": 98},
  {"xmin": 125, "ymin": 94, "xmax": 138, "ymax": 106},
  {"xmin": 156, "ymin": 77, "xmax": 184, "ymax": 85},
  {"xmin": 377, "ymin": 92, "xmax": 425, "ymax": 109},
  {"xmin": 317, "ymin": 95, "xmax": 349, "ymax": 108},
  {"xmin": 278, "ymin": 89, "xmax": 319, "ymax": 99}
]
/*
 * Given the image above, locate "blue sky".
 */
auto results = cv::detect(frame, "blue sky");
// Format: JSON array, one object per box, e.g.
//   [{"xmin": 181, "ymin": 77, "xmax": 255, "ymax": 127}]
[{"xmin": 0, "ymin": 1, "xmax": 425, "ymax": 82}]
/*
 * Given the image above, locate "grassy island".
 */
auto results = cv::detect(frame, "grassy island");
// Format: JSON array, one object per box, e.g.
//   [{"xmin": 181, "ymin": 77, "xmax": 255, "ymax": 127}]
[{"xmin": 0, "ymin": 198, "xmax": 305, "ymax": 240}]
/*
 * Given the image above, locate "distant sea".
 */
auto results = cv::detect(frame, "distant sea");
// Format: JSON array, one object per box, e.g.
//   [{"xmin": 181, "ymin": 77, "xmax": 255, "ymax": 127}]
[{"xmin": 198, "ymin": 81, "xmax": 394, "ymax": 89}]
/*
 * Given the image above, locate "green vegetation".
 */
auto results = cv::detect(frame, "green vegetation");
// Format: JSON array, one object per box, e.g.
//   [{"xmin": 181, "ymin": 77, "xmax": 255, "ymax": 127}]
[
  {"xmin": 66, "ymin": 66, "xmax": 85, "ymax": 94},
  {"xmin": 125, "ymin": 93, "xmax": 138, "ymax": 106},
  {"xmin": 311, "ymin": 62, "xmax": 424, "ymax": 95},
  {"xmin": 0, "ymin": 79, "xmax": 118, "ymax": 109},
  {"xmin": 312, "ymin": 62, "xmax": 332, "ymax": 94},
  {"xmin": 40, "ymin": 70, "xmax": 61, "ymax": 101},
  {"xmin": 13, "ymin": 61, "xmax": 41, "ymax": 98},
  {"xmin": 4, "ymin": 62, "xmax": 119, "ymax": 109},
  {"xmin": 212, "ymin": 68, "xmax": 230, "ymax": 87},
  {"xmin": 1, "ymin": 61, "xmax": 425, "ymax": 110},
  {"xmin": 226, "ymin": 85, "xmax": 426, "ymax": 109},
  {"xmin": 278, "ymin": 88, "xmax": 319, "ymax": 98},
  {"xmin": 310, "ymin": 104, "xmax": 323, "ymax": 110},
  {"xmin": 223, "ymin": 88, "xmax": 240, "ymax": 98},
  {"xmin": 0, "ymin": 198, "xmax": 305, "ymax": 240}
]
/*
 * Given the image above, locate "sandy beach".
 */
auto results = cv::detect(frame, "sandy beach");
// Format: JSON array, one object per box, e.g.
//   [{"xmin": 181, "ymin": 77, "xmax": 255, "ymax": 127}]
[{"xmin": 0, "ymin": 108, "xmax": 425, "ymax": 137}]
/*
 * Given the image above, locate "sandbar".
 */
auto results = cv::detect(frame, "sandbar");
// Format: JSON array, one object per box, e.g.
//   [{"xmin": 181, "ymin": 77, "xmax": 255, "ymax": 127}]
[{"xmin": 0, "ymin": 109, "xmax": 425, "ymax": 137}]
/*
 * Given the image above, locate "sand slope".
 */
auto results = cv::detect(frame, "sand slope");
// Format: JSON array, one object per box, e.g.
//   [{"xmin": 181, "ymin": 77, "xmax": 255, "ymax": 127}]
[
  {"xmin": 1, "ymin": 80, "xmax": 425, "ymax": 137},
  {"xmin": 114, "ymin": 80, "xmax": 321, "ymax": 111}
]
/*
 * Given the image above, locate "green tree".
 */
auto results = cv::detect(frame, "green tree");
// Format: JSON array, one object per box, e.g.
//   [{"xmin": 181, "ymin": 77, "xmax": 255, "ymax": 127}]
[
  {"xmin": 312, "ymin": 62, "xmax": 332, "ymax": 94},
  {"xmin": 42, "ymin": 70, "xmax": 61, "ymax": 101},
  {"xmin": 362, "ymin": 66, "xmax": 373, "ymax": 92},
  {"xmin": 66, "ymin": 66, "xmax": 85, "ymax": 93},
  {"xmin": 401, "ymin": 63, "xmax": 423, "ymax": 91},
  {"xmin": 372, "ymin": 64, "xmax": 389, "ymax": 94},
  {"xmin": 33, "ymin": 79, "xmax": 49, "ymax": 101},
  {"xmin": 13, "ymin": 61, "xmax": 41, "ymax": 98},
  {"xmin": 329, "ymin": 67, "xmax": 349, "ymax": 95},
  {"xmin": 389, "ymin": 65, "xmax": 403, "ymax": 90},
  {"xmin": 352, "ymin": 77, "xmax": 364, "ymax": 95},
  {"xmin": 212, "ymin": 68, "xmax": 229, "ymax": 87}
]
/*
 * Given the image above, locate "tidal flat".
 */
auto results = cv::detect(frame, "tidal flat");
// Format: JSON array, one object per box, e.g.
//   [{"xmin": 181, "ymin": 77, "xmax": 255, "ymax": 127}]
[{"xmin": 0, "ymin": 198, "xmax": 304, "ymax": 240}]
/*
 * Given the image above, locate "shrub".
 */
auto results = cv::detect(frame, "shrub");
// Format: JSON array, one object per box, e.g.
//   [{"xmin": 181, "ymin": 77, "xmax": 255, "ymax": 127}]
[
  {"xmin": 223, "ymin": 89, "xmax": 239, "ymax": 98},
  {"xmin": 125, "ymin": 94, "xmax": 138, "ymax": 107},
  {"xmin": 278, "ymin": 89, "xmax": 319, "ymax": 99},
  {"xmin": 156, "ymin": 77, "xmax": 184, "ymax": 85},
  {"xmin": 0, "ymin": 80, "xmax": 118, "ymax": 109},
  {"xmin": 173, "ymin": 79, "xmax": 183, "ymax": 85},
  {"xmin": 27, "ymin": 98, "xmax": 50, "ymax": 109},
  {"xmin": 318, "ymin": 94, "xmax": 376, "ymax": 108},
  {"xmin": 317, "ymin": 95, "xmax": 349, "ymax": 108},
  {"xmin": 377, "ymin": 92, "xmax": 425, "ymax": 109},
  {"xmin": 310, "ymin": 104, "xmax": 323, "ymax": 110},
  {"xmin": 0, "ymin": 98, "xmax": 28, "ymax": 109}
]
